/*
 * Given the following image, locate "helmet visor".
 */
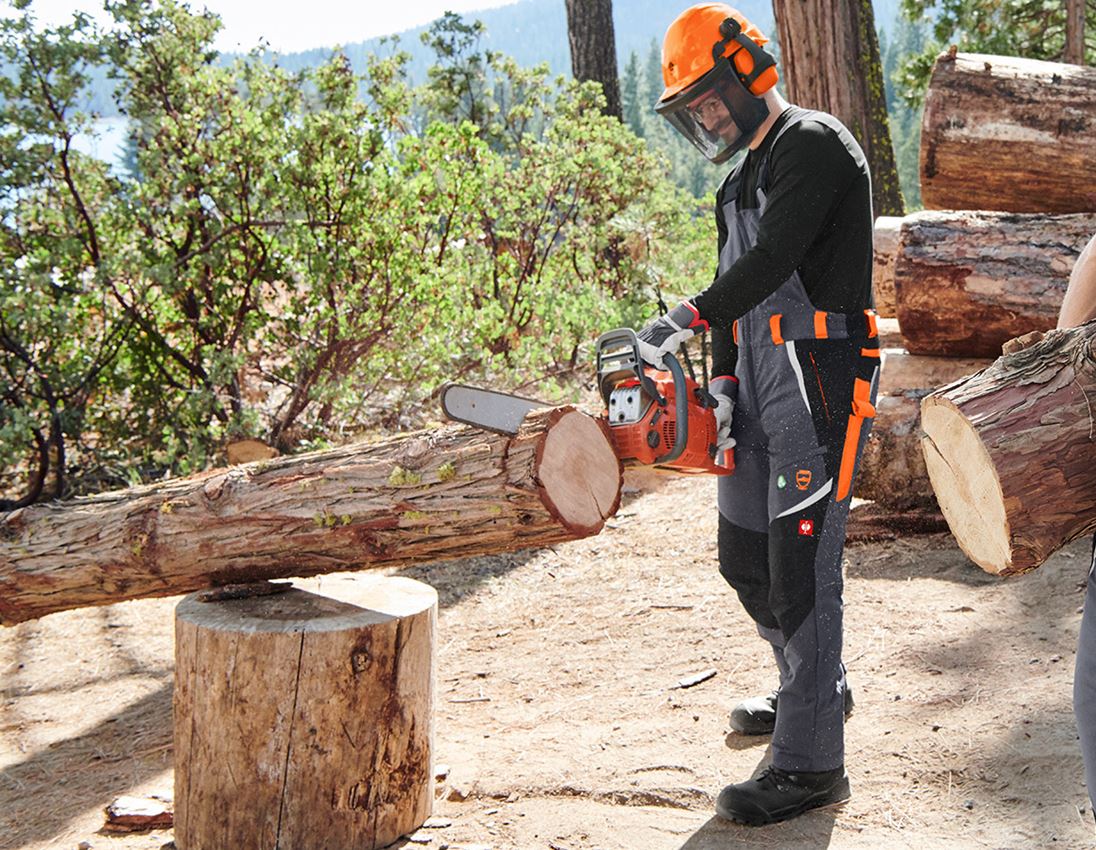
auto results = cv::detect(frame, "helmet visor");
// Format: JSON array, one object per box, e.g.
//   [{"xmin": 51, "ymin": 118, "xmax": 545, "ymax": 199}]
[{"xmin": 655, "ymin": 59, "xmax": 769, "ymax": 163}]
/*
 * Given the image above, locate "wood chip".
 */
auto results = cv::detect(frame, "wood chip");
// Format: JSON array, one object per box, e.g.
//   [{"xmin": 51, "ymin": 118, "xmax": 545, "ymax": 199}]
[
  {"xmin": 672, "ymin": 668, "xmax": 717, "ymax": 690},
  {"xmin": 103, "ymin": 795, "xmax": 173, "ymax": 832}
]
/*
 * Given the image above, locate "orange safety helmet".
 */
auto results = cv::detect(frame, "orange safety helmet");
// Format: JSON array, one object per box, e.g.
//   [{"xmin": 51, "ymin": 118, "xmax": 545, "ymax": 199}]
[{"xmin": 655, "ymin": 4, "xmax": 779, "ymax": 162}]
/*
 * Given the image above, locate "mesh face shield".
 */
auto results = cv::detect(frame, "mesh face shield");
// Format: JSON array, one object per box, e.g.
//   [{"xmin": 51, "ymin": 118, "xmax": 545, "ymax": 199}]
[{"xmin": 655, "ymin": 58, "xmax": 770, "ymax": 164}]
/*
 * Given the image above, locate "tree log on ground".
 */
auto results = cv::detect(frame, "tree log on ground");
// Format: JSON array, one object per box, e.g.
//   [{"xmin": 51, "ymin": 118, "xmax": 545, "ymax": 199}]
[
  {"xmin": 857, "ymin": 349, "xmax": 992, "ymax": 509},
  {"xmin": 0, "ymin": 407, "xmax": 621, "ymax": 625},
  {"xmin": 893, "ymin": 210, "xmax": 1096, "ymax": 357},
  {"xmin": 920, "ymin": 52, "xmax": 1096, "ymax": 214},
  {"xmin": 921, "ymin": 320, "xmax": 1096, "ymax": 576},
  {"xmin": 872, "ymin": 216, "xmax": 901, "ymax": 318},
  {"xmin": 174, "ymin": 574, "xmax": 436, "ymax": 850}
]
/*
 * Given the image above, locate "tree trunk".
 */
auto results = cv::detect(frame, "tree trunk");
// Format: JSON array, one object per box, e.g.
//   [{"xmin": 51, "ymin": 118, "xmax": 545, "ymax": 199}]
[
  {"xmin": 856, "ymin": 349, "xmax": 992, "ymax": 509},
  {"xmin": 564, "ymin": 0, "xmax": 622, "ymax": 119},
  {"xmin": 920, "ymin": 51, "xmax": 1096, "ymax": 214},
  {"xmin": 174, "ymin": 575, "xmax": 436, "ymax": 850},
  {"xmin": 0, "ymin": 407, "xmax": 622, "ymax": 625},
  {"xmin": 920, "ymin": 320, "xmax": 1096, "ymax": 576},
  {"xmin": 1065, "ymin": 0, "xmax": 1086, "ymax": 66},
  {"xmin": 872, "ymin": 215, "xmax": 902, "ymax": 318},
  {"xmin": 893, "ymin": 210, "xmax": 1096, "ymax": 357},
  {"xmin": 772, "ymin": 0, "xmax": 904, "ymax": 217}
]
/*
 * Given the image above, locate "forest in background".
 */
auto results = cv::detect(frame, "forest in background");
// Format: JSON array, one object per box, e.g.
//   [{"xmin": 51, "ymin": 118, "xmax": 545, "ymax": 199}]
[{"xmin": 1, "ymin": 0, "xmax": 1092, "ymax": 507}]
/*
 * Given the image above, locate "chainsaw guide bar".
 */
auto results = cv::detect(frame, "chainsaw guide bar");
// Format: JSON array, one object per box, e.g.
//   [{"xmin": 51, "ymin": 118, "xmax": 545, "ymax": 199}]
[{"xmin": 439, "ymin": 384, "xmax": 547, "ymax": 436}]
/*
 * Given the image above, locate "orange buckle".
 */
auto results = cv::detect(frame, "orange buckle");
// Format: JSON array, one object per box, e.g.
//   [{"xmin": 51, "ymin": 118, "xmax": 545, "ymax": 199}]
[
  {"xmin": 814, "ymin": 311, "xmax": 828, "ymax": 339},
  {"xmin": 851, "ymin": 376, "xmax": 876, "ymax": 418},
  {"xmin": 864, "ymin": 309, "xmax": 878, "ymax": 339},
  {"xmin": 732, "ymin": 320, "xmax": 738, "ymax": 346},
  {"xmin": 769, "ymin": 314, "xmax": 784, "ymax": 345}
]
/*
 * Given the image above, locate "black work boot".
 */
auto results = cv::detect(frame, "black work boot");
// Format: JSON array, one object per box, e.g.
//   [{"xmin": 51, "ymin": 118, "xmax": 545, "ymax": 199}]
[
  {"xmin": 729, "ymin": 686, "xmax": 854, "ymax": 735},
  {"xmin": 715, "ymin": 764, "xmax": 850, "ymax": 825}
]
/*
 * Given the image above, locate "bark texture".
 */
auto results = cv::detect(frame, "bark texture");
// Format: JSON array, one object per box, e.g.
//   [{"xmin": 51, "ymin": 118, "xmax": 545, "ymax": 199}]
[
  {"xmin": 564, "ymin": 0, "xmax": 622, "ymax": 118},
  {"xmin": 772, "ymin": 0, "xmax": 904, "ymax": 216},
  {"xmin": 0, "ymin": 407, "xmax": 621, "ymax": 625},
  {"xmin": 920, "ymin": 52, "xmax": 1096, "ymax": 213},
  {"xmin": 174, "ymin": 575, "xmax": 436, "ymax": 850},
  {"xmin": 921, "ymin": 320, "xmax": 1096, "ymax": 576},
  {"xmin": 1064, "ymin": 0, "xmax": 1086, "ymax": 65},
  {"xmin": 893, "ymin": 210, "xmax": 1096, "ymax": 357},
  {"xmin": 857, "ymin": 349, "xmax": 992, "ymax": 509}
]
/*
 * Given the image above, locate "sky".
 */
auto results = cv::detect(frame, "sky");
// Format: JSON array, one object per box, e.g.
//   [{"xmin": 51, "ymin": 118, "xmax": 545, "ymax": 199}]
[{"xmin": 13, "ymin": 0, "xmax": 523, "ymax": 53}]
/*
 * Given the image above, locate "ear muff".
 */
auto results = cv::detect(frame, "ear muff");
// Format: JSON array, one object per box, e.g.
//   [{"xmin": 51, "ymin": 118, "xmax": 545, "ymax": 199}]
[{"xmin": 713, "ymin": 16, "xmax": 777, "ymax": 96}]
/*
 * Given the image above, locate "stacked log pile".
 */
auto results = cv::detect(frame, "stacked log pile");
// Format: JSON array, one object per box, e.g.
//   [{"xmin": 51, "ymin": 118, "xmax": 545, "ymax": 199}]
[{"xmin": 858, "ymin": 51, "xmax": 1095, "ymax": 523}]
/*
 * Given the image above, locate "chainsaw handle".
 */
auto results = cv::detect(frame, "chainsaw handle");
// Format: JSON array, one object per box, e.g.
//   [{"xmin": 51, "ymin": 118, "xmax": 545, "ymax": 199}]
[
  {"xmin": 596, "ymin": 328, "xmax": 663, "ymax": 406},
  {"xmin": 655, "ymin": 352, "xmax": 689, "ymax": 465}
]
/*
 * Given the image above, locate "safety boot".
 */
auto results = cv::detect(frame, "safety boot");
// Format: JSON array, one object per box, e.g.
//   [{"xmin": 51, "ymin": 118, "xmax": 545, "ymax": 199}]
[
  {"xmin": 715, "ymin": 764, "xmax": 850, "ymax": 825},
  {"xmin": 729, "ymin": 686, "xmax": 854, "ymax": 735}
]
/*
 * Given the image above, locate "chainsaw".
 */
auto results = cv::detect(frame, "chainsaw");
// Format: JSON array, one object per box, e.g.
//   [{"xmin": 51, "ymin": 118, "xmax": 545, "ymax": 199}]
[{"xmin": 440, "ymin": 328, "xmax": 734, "ymax": 475}]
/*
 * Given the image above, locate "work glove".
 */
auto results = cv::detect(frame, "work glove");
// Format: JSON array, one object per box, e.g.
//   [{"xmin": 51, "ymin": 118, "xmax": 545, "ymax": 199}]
[
  {"xmin": 636, "ymin": 299, "xmax": 708, "ymax": 370},
  {"xmin": 710, "ymin": 375, "xmax": 737, "ymax": 452}
]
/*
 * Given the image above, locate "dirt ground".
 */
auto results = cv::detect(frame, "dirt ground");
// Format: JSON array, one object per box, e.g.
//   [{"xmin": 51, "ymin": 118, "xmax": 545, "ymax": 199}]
[{"xmin": 2, "ymin": 472, "xmax": 1094, "ymax": 850}]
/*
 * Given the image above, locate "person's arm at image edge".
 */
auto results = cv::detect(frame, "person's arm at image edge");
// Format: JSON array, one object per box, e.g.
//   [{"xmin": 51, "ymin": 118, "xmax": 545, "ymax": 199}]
[{"xmin": 1059, "ymin": 234, "xmax": 1096, "ymax": 329}]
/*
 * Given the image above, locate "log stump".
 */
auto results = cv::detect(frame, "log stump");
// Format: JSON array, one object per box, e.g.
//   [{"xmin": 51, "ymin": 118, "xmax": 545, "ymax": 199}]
[
  {"xmin": 921, "ymin": 320, "xmax": 1096, "ymax": 575},
  {"xmin": 920, "ymin": 51, "xmax": 1096, "ymax": 214},
  {"xmin": 174, "ymin": 574, "xmax": 437, "ymax": 850}
]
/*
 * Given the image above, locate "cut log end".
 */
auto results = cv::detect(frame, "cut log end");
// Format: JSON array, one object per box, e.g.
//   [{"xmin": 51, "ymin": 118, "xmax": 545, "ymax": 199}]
[
  {"xmin": 920, "ymin": 399, "xmax": 1012, "ymax": 574},
  {"xmin": 534, "ymin": 409, "xmax": 622, "ymax": 536}
]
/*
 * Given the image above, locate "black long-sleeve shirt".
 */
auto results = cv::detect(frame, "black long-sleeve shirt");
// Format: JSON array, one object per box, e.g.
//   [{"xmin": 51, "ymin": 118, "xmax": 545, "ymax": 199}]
[{"xmin": 694, "ymin": 106, "xmax": 874, "ymax": 377}]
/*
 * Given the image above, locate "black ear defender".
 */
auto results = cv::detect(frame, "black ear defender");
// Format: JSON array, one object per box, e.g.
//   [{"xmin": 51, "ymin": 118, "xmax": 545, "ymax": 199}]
[{"xmin": 711, "ymin": 16, "xmax": 776, "ymax": 93}]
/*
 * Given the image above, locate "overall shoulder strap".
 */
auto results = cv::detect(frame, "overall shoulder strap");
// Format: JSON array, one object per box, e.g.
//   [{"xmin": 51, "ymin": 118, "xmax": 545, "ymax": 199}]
[{"xmin": 757, "ymin": 106, "xmax": 814, "ymax": 193}]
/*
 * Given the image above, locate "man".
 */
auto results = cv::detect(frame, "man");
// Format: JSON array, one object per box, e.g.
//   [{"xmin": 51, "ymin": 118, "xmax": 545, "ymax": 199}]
[{"xmin": 635, "ymin": 3, "xmax": 878, "ymax": 826}]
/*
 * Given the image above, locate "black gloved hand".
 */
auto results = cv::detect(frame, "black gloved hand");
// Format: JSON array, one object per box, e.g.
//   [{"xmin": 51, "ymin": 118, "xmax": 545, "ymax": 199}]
[{"xmin": 636, "ymin": 300, "xmax": 708, "ymax": 370}]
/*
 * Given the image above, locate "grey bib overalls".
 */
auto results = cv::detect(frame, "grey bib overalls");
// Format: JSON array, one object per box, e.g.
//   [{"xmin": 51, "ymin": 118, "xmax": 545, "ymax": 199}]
[{"xmin": 717, "ymin": 109, "xmax": 879, "ymax": 772}]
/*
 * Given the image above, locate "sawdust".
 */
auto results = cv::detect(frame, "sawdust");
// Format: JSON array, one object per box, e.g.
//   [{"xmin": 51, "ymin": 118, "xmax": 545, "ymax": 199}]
[{"xmin": 1, "ymin": 474, "xmax": 1093, "ymax": 849}]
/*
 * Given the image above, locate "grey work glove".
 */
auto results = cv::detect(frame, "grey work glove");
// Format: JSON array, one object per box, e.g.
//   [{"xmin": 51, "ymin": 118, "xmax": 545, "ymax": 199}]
[
  {"xmin": 636, "ymin": 299, "xmax": 708, "ymax": 370},
  {"xmin": 710, "ymin": 375, "xmax": 738, "ymax": 452}
]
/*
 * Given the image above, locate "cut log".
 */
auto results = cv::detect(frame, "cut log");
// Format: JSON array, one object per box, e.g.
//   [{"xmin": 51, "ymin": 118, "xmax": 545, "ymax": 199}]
[
  {"xmin": 920, "ymin": 52, "xmax": 1096, "ymax": 214},
  {"xmin": 872, "ymin": 215, "xmax": 902, "ymax": 318},
  {"xmin": 920, "ymin": 320, "xmax": 1096, "ymax": 575},
  {"xmin": 0, "ymin": 406, "xmax": 621, "ymax": 625},
  {"xmin": 856, "ymin": 349, "xmax": 992, "ymax": 509},
  {"xmin": 893, "ymin": 210, "xmax": 1096, "ymax": 357},
  {"xmin": 174, "ymin": 574, "xmax": 436, "ymax": 850}
]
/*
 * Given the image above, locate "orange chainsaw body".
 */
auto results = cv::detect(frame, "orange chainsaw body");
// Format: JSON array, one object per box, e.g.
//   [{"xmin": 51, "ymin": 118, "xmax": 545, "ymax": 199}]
[{"xmin": 597, "ymin": 330, "xmax": 733, "ymax": 476}]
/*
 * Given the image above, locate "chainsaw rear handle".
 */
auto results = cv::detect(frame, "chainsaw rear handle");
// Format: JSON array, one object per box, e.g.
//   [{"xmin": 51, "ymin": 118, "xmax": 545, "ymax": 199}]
[{"xmin": 595, "ymin": 327, "xmax": 689, "ymax": 465}]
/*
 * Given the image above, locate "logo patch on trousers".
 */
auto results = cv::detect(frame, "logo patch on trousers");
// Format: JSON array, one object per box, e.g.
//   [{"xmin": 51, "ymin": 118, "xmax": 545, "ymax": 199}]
[
  {"xmin": 798, "ymin": 518, "xmax": 814, "ymax": 536},
  {"xmin": 796, "ymin": 469, "xmax": 812, "ymax": 490}
]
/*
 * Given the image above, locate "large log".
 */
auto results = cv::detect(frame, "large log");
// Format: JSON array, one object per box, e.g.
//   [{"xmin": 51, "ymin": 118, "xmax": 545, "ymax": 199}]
[
  {"xmin": 872, "ymin": 216, "xmax": 902, "ymax": 318},
  {"xmin": 920, "ymin": 52, "xmax": 1096, "ymax": 214},
  {"xmin": 857, "ymin": 349, "xmax": 991, "ymax": 509},
  {"xmin": 0, "ymin": 407, "xmax": 622, "ymax": 625},
  {"xmin": 920, "ymin": 320, "xmax": 1096, "ymax": 575},
  {"xmin": 893, "ymin": 210, "xmax": 1096, "ymax": 357},
  {"xmin": 174, "ymin": 575, "xmax": 436, "ymax": 850}
]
